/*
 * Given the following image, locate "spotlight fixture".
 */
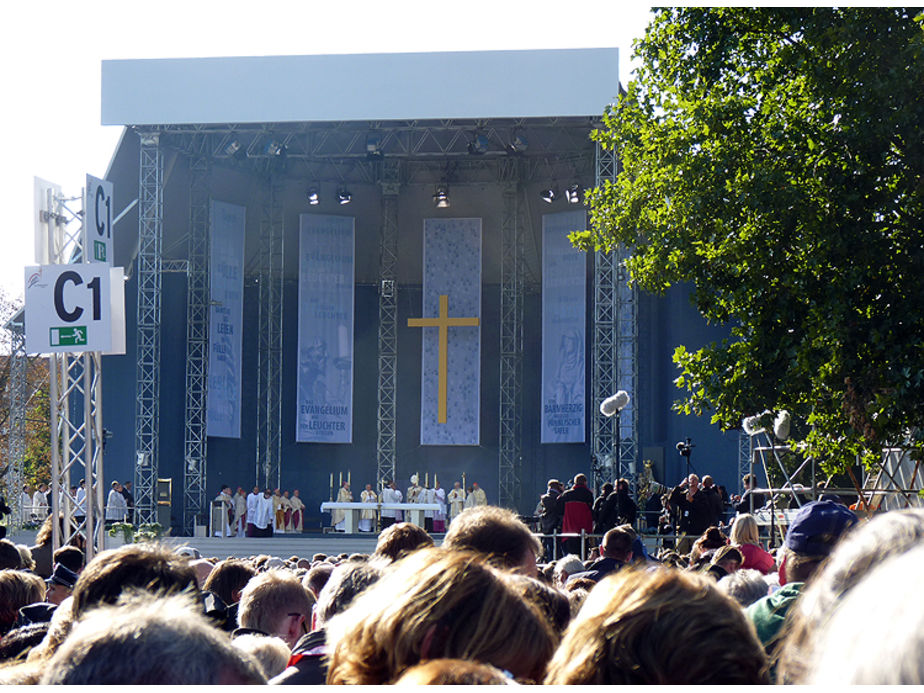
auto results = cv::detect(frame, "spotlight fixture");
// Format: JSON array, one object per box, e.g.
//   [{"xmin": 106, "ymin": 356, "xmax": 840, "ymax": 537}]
[
  {"xmin": 540, "ymin": 186, "xmax": 558, "ymax": 204},
  {"xmin": 433, "ymin": 184, "xmax": 450, "ymax": 208},
  {"xmin": 506, "ymin": 133, "xmax": 528, "ymax": 154},
  {"xmin": 366, "ymin": 134, "xmax": 383, "ymax": 159},
  {"xmin": 565, "ymin": 183, "xmax": 582, "ymax": 204},
  {"xmin": 306, "ymin": 186, "xmax": 320, "ymax": 205},
  {"xmin": 468, "ymin": 133, "xmax": 490, "ymax": 155},
  {"xmin": 223, "ymin": 139, "xmax": 242, "ymax": 157},
  {"xmin": 264, "ymin": 140, "xmax": 284, "ymax": 156},
  {"xmin": 337, "ymin": 187, "xmax": 352, "ymax": 205}
]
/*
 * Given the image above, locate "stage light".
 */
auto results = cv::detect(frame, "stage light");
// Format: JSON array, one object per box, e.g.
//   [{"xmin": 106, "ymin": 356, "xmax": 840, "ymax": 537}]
[
  {"xmin": 338, "ymin": 187, "xmax": 352, "ymax": 205},
  {"xmin": 540, "ymin": 186, "xmax": 557, "ymax": 204},
  {"xmin": 433, "ymin": 184, "xmax": 450, "ymax": 208},
  {"xmin": 468, "ymin": 133, "xmax": 490, "ymax": 155},
  {"xmin": 366, "ymin": 134, "xmax": 383, "ymax": 159},
  {"xmin": 506, "ymin": 133, "xmax": 528, "ymax": 154},
  {"xmin": 264, "ymin": 140, "xmax": 285, "ymax": 157},
  {"xmin": 224, "ymin": 139, "xmax": 241, "ymax": 157},
  {"xmin": 565, "ymin": 183, "xmax": 582, "ymax": 204},
  {"xmin": 306, "ymin": 186, "xmax": 320, "ymax": 205}
]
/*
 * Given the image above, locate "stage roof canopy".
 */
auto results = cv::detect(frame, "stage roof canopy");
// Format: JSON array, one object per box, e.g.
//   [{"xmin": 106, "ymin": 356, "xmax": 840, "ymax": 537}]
[{"xmin": 101, "ymin": 48, "xmax": 619, "ymax": 125}]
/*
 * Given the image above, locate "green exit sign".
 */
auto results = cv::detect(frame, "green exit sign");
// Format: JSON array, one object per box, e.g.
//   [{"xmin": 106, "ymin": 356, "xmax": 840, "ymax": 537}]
[
  {"xmin": 94, "ymin": 241, "xmax": 107, "ymax": 262},
  {"xmin": 50, "ymin": 326, "xmax": 88, "ymax": 347}
]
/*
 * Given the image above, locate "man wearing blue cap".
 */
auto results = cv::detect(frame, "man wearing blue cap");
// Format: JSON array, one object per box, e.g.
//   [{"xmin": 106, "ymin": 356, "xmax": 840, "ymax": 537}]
[{"xmin": 746, "ymin": 500, "xmax": 857, "ymax": 661}]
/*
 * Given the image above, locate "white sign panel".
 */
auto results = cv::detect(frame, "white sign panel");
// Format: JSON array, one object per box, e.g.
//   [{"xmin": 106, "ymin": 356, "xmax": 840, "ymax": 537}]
[
  {"xmin": 85, "ymin": 175, "xmax": 114, "ymax": 265},
  {"xmin": 25, "ymin": 264, "xmax": 112, "ymax": 354},
  {"xmin": 34, "ymin": 177, "xmax": 62, "ymax": 264}
]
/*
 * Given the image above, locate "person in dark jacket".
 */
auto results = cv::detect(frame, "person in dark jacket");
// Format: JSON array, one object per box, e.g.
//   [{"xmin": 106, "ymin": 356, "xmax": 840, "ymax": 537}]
[
  {"xmin": 603, "ymin": 478, "xmax": 638, "ymax": 530},
  {"xmin": 592, "ymin": 483, "xmax": 614, "ymax": 535},
  {"xmin": 669, "ymin": 474, "xmax": 714, "ymax": 552},
  {"xmin": 701, "ymin": 475, "xmax": 725, "ymax": 528},
  {"xmin": 557, "ymin": 474, "xmax": 594, "ymax": 558},
  {"xmin": 566, "ymin": 525, "xmax": 635, "ymax": 584},
  {"xmin": 733, "ymin": 474, "xmax": 768, "ymax": 515},
  {"xmin": 537, "ymin": 480, "xmax": 564, "ymax": 561}
]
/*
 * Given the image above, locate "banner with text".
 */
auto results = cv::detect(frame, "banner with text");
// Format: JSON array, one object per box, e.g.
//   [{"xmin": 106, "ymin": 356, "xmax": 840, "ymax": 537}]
[
  {"xmin": 207, "ymin": 200, "xmax": 245, "ymax": 438},
  {"xmin": 296, "ymin": 214, "xmax": 355, "ymax": 443},
  {"xmin": 541, "ymin": 210, "xmax": 587, "ymax": 443},
  {"xmin": 418, "ymin": 218, "xmax": 482, "ymax": 445}
]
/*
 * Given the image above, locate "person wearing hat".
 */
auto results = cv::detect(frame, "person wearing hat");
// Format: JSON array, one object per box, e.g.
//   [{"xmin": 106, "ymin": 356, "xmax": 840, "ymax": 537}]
[
  {"xmin": 746, "ymin": 500, "xmax": 857, "ymax": 662},
  {"xmin": 45, "ymin": 563, "xmax": 80, "ymax": 606},
  {"xmin": 537, "ymin": 479, "xmax": 564, "ymax": 561}
]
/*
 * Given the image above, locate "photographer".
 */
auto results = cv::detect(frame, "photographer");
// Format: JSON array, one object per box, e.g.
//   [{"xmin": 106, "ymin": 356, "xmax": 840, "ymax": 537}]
[{"xmin": 669, "ymin": 474, "xmax": 713, "ymax": 553}]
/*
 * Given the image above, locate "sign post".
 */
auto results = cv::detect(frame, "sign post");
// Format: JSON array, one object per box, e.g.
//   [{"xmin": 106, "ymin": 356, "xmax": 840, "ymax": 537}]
[{"xmin": 85, "ymin": 175, "xmax": 114, "ymax": 265}]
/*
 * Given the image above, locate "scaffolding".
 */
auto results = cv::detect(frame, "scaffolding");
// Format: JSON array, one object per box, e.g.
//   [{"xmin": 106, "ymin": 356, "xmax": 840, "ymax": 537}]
[
  {"xmin": 255, "ymin": 176, "xmax": 284, "ymax": 490},
  {"xmin": 182, "ymin": 155, "xmax": 210, "ymax": 533},
  {"xmin": 498, "ymin": 169, "xmax": 524, "ymax": 509},
  {"xmin": 4, "ymin": 311, "xmax": 26, "ymax": 532},
  {"xmin": 375, "ymin": 160, "xmax": 400, "ymax": 490},
  {"xmin": 134, "ymin": 133, "xmax": 164, "ymax": 525}
]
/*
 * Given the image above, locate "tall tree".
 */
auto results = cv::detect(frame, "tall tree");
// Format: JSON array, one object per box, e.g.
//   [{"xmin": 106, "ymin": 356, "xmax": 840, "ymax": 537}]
[{"xmin": 576, "ymin": 8, "xmax": 924, "ymax": 473}]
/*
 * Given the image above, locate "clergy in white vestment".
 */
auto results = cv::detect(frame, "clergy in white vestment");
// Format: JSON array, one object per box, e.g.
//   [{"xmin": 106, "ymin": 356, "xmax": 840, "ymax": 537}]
[
  {"xmin": 433, "ymin": 481, "xmax": 447, "ymax": 533},
  {"xmin": 380, "ymin": 480, "xmax": 403, "ymax": 528},
  {"xmin": 289, "ymin": 489, "xmax": 306, "ymax": 533},
  {"xmin": 332, "ymin": 482, "xmax": 352, "ymax": 531},
  {"xmin": 106, "ymin": 481, "xmax": 128, "ymax": 522},
  {"xmin": 251, "ymin": 489, "xmax": 276, "ymax": 538},
  {"xmin": 359, "ymin": 484, "xmax": 377, "ymax": 532},
  {"xmin": 20, "ymin": 486, "xmax": 32, "ymax": 523},
  {"xmin": 467, "ymin": 482, "xmax": 488, "ymax": 508},
  {"xmin": 245, "ymin": 485, "xmax": 261, "ymax": 537},
  {"xmin": 447, "ymin": 482, "xmax": 465, "ymax": 524},
  {"xmin": 32, "ymin": 485, "xmax": 48, "ymax": 521},
  {"xmin": 233, "ymin": 488, "xmax": 247, "ymax": 537}
]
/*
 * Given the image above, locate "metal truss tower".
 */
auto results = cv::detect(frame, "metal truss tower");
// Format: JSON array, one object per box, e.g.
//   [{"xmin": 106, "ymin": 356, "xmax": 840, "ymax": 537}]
[
  {"xmin": 255, "ymin": 176, "xmax": 284, "ymax": 490},
  {"xmin": 34, "ymin": 186, "xmax": 107, "ymax": 559},
  {"xmin": 376, "ymin": 160, "xmax": 400, "ymax": 490},
  {"xmin": 498, "ymin": 171, "xmax": 524, "ymax": 509},
  {"xmin": 134, "ymin": 133, "xmax": 164, "ymax": 525},
  {"xmin": 738, "ymin": 431, "xmax": 752, "ymax": 494},
  {"xmin": 4, "ymin": 313, "xmax": 26, "ymax": 531},
  {"xmin": 182, "ymin": 155, "xmax": 210, "ymax": 532},
  {"xmin": 615, "ymin": 243, "xmax": 639, "ymax": 485}
]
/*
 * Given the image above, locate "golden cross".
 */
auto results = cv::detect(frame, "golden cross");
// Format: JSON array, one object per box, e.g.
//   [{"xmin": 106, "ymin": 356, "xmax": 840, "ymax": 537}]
[{"xmin": 408, "ymin": 294, "xmax": 480, "ymax": 424}]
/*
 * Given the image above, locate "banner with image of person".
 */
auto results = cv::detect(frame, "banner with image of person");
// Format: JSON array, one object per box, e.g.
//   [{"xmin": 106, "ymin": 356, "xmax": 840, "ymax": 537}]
[
  {"xmin": 296, "ymin": 214, "xmax": 355, "ymax": 443},
  {"xmin": 541, "ymin": 210, "xmax": 587, "ymax": 443}
]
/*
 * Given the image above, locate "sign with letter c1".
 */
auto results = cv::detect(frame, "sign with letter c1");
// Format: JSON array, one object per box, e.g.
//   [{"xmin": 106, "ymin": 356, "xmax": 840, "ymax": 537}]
[
  {"xmin": 85, "ymin": 175, "xmax": 113, "ymax": 265},
  {"xmin": 25, "ymin": 264, "xmax": 122, "ymax": 354}
]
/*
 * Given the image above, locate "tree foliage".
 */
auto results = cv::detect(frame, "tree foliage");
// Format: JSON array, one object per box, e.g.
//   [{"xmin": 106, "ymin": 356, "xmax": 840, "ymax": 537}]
[{"xmin": 576, "ymin": 8, "xmax": 924, "ymax": 473}]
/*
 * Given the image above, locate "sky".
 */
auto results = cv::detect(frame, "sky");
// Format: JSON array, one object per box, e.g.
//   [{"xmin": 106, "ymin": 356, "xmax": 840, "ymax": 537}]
[{"xmin": 0, "ymin": 0, "xmax": 654, "ymax": 301}]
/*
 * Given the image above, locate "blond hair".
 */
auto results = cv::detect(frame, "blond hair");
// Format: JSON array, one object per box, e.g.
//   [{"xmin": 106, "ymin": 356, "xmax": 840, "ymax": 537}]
[
  {"xmin": 730, "ymin": 513, "xmax": 760, "ymax": 546},
  {"xmin": 237, "ymin": 570, "xmax": 314, "ymax": 636},
  {"xmin": 544, "ymin": 567, "xmax": 768, "ymax": 685},
  {"xmin": 325, "ymin": 547, "xmax": 556, "ymax": 684}
]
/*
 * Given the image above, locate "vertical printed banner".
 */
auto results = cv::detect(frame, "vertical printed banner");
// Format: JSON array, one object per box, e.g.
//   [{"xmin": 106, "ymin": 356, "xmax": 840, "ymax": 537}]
[
  {"xmin": 418, "ymin": 218, "xmax": 482, "ymax": 445},
  {"xmin": 296, "ymin": 214, "xmax": 355, "ymax": 443},
  {"xmin": 207, "ymin": 200, "xmax": 245, "ymax": 438},
  {"xmin": 541, "ymin": 210, "xmax": 587, "ymax": 443}
]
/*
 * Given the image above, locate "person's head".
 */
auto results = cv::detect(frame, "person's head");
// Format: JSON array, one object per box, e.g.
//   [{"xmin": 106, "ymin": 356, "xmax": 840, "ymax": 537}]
[
  {"xmin": 202, "ymin": 558, "xmax": 256, "ymax": 606},
  {"xmin": 544, "ymin": 568, "xmax": 768, "ymax": 684},
  {"xmin": 573, "ymin": 473, "xmax": 587, "ymax": 487},
  {"xmin": 742, "ymin": 473, "xmax": 757, "ymax": 489},
  {"xmin": 123, "ymin": 481, "xmax": 132, "ymax": 490},
  {"xmin": 600, "ymin": 525, "xmax": 636, "ymax": 562},
  {"xmin": 373, "ymin": 522, "xmax": 434, "ymax": 563},
  {"xmin": 237, "ymin": 570, "xmax": 314, "ymax": 648},
  {"xmin": 325, "ymin": 548, "xmax": 557, "ymax": 684},
  {"xmin": 365, "ymin": 483, "xmax": 372, "ymax": 492},
  {"xmin": 730, "ymin": 513, "xmax": 760, "ymax": 546},
  {"xmin": 616, "ymin": 478, "xmax": 629, "ymax": 493},
  {"xmin": 709, "ymin": 545, "xmax": 744, "ymax": 574},
  {"xmin": 0, "ymin": 571, "xmax": 44, "ymax": 634},
  {"xmin": 393, "ymin": 659, "xmax": 515, "ymax": 685},
  {"xmin": 687, "ymin": 473, "xmax": 700, "ymax": 491},
  {"xmin": 443, "ymin": 506, "xmax": 541, "ymax": 576},
  {"xmin": 716, "ymin": 568, "xmax": 769, "ymax": 608},
  {"xmin": 778, "ymin": 500, "xmax": 857, "ymax": 585},
  {"xmin": 0, "ymin": 539, "xmax": 23, "ymax": 570},
  {"xmin": 702, "ymin": 474, "xmax": 715, "ymax": 489},
  {"xmin": 505, "ymin": 574, "xmax": 572, "ymax": 635},
  {"xmin": 40, "ymin": 593, "xmax": 265, "ymax": 684},
  {"xmin": 553, "ymin": 554, "xmax": 586, "ymax": 588},
  {"xmin": 302, "ymin": 562, "xmax": 335, "ymax": 599},
  {"xmin": 600, "ymin": 482, "xmax": 614, "ymax": 498},
  {"xmin": 252, "ymin": 485, "xmax": 259, "ymax": 494},
  {"xmin": 453, "ymin": 481, "xmax": 460, "ymax": 490},
  {"xmin": 111, "ymin": 480, "xmax": 122, "ymax": 493},
  {"xmin": 220, "ymin": 484, "xmax": 230, "ymax": 495},
  {"xmin": 71, "ymin": 542, "xmax": 199, "ymax": 620},
  {"xmin": 472, "ymin": 482, "xmax": 480, "ymax": 490},
  {"xmin": 53, "ymin": 545, "xmax": 84, "ymax": 574},
  {"xmin": 795, "ymin": 543, "xmax": 924, "ymax": 684},
  {"xmin": 314, "ymin": 559, "xmax": 385, "ymax": 629},
  {"xmin": 546, "ymin": 478, "xmax": 560, "ymax": 491},
  {"xmin": 15, "ymin": 545, "xmax": 35, "ymax": 572},
  {"xmin": 293, "ymin": 489, "xmax": 299, "ymax": 497},
  {"xmin": 229, "ymin": 633, "xmax": 291, "ymax": 680},
  {"xmin": 777, "ymin": 508, "xmax": 924, "ymax": 684},
  {"xmin": 45, "ymin": 563, "xmax": 80, "ymax": 606}
]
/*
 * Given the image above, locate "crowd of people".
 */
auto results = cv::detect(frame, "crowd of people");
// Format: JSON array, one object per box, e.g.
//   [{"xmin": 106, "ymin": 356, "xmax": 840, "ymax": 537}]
[
  {"xmin": 16, "ymin": 480, "xmax": 135, "ymax": 527},
  {"xmin": 0, "ymin": 472, "xmax": 921, "ymax": 684}
]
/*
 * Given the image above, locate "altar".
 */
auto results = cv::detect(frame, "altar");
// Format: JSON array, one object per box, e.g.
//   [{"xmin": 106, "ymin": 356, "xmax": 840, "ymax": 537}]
[{"xmin": 319, "ymin": 501, "xmax": 440, "ymax": 533}]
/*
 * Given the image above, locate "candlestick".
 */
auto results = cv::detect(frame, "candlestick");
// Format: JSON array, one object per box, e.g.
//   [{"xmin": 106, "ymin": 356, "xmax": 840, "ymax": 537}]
[{"xmin": 339, "ymin": 471, "xmax": 342, "ymax": 488}]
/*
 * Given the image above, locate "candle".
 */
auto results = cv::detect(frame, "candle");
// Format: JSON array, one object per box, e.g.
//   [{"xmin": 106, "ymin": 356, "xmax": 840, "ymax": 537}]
[
  {"xmin": 425, "ymin": 472, "xmax": 429, "ymax": 487},
  {"xmin": 348, "ymin": 470, "xmax": 351, "ymax": 486},
  {"xmin": 339, "ymin": 471, "xmax": 342, "ymax": 487}
]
